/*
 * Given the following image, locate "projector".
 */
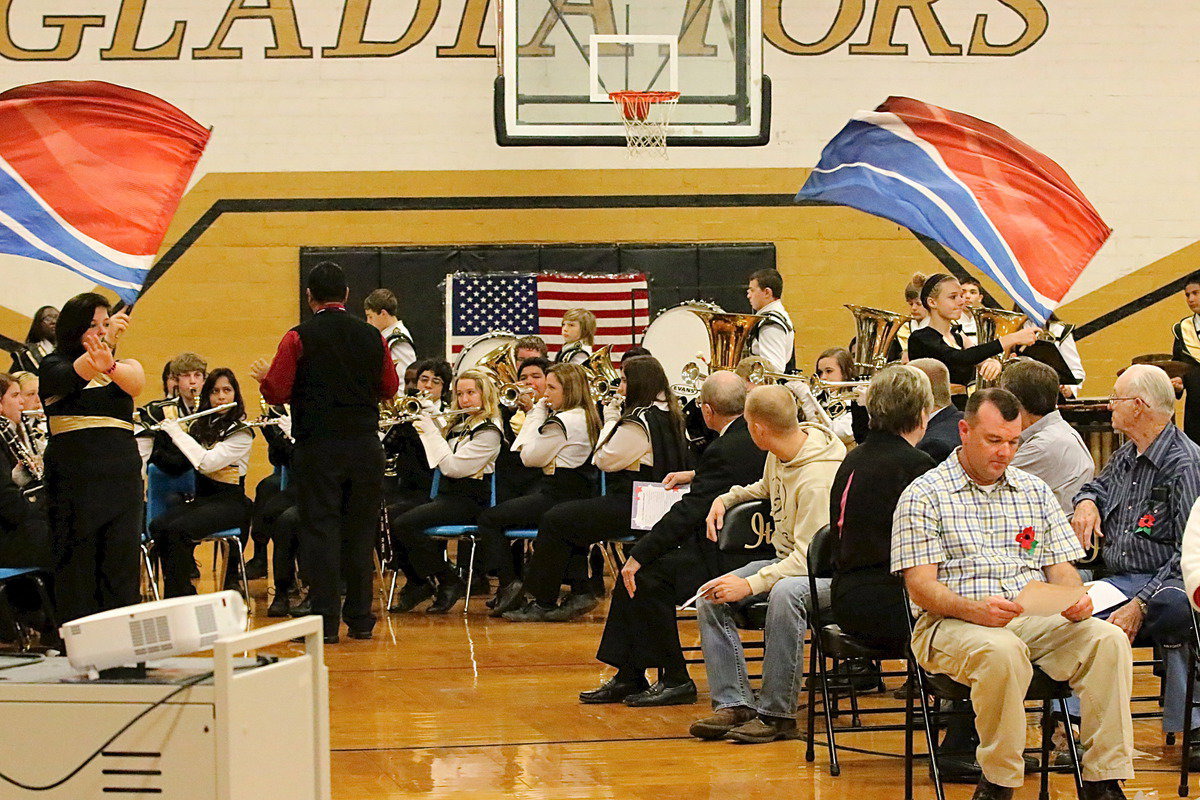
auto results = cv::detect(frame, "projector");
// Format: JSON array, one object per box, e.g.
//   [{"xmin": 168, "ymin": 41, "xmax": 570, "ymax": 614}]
[{"xmin": 60, "ymin": 591, "xmax": 248, "ymax": 673}]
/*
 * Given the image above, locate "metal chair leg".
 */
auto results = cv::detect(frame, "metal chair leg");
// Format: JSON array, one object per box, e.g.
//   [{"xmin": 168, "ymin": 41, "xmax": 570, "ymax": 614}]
[
  {"xmin": 1038, "ymin": 700, "xmax": 1052, "ymax": 800},
  {"xmin": 462, "ymin": 536, "xmax": 477, "ymax": 615},
  {"xmin": 29, "ymin": 575, "xmax": 57, "ymax": 633},
  {"xmin": 141, "ymin": 543, "xmax": 161, "ymax": 601},
  {"xmin": 386, "ymin": 569, "xmax": 399, "ymax": 611},
  {"xmin": 1181, "ymin": 629, "xmax": 1198, "ymax": 797},
  {"xmin": 1057, "ymin": 697, "xmax": 1084, "ymax": 795},
  {"xmin": 805, "ymin": 639, "xmax": 818, "ymax": 763},
  {"xmin": 912, "ymin": 662, "xmax": 947, "ymax": 800},
  {"xmin": 904, "ymin": 661, "xmax": 915, "ymax": 800},
  {"xmin": 815, "ymin": 635, "xmax": 841, "ymax": 776},
  {"xmin": 232, "ymin": 537, "xmax": 250, "ymax": 605}
]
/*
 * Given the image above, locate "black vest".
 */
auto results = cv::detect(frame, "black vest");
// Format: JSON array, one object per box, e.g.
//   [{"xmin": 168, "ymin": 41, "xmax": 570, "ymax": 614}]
[
  {"xmin": 292, "ymin": 308, "xmax": 385, "ymax": 442},
  {"xmin": 604, "ymin": 405, "xmax": 692, "ymax": 495}
]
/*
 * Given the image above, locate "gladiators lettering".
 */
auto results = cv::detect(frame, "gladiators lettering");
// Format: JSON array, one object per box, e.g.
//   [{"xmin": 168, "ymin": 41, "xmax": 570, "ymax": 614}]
[{"xmin": 0, "ymin": 0, "xmax": 1048, "ymax": 62}]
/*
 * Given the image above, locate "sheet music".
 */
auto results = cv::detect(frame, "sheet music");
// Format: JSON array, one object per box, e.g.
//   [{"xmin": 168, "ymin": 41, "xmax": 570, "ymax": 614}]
[{"xmin": 630, "ymin": 481, "xmax": 690, "ymax": 531}]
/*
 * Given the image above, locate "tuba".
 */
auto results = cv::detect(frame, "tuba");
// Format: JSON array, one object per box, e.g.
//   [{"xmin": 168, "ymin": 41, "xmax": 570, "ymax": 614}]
[
  {"xmin": 582, "ymin": 345, "xmax": 622, "ymax": 400},
  {"xmin": 844, "ymin": 304, "xmax": 909, "ymax": 379},
  {"xmin": 673, "ymin": 308, "xmax": 764, "ymax": 395},
  {"xmin": 473, "ymin": 340, "xmax": 519, "ymax": 385}
]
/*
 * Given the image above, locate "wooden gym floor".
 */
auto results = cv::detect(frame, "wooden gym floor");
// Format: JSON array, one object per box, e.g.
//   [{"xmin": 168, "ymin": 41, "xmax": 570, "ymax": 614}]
[{"xmin": 243, "ymin": 574, "xmax": 1197, "ymax": 800}]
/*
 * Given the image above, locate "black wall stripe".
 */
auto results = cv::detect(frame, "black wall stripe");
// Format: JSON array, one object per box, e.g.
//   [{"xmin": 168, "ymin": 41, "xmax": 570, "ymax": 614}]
[{"xmin": 133, "ymin": 192, "xmax": 1172, "ymax": 339}]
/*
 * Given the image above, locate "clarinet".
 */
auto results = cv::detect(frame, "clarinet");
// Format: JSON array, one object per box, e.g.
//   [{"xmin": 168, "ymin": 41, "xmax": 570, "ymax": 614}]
[{"xmin": 0, "ymin": 418, "xmax": 44, "ymax": 497}]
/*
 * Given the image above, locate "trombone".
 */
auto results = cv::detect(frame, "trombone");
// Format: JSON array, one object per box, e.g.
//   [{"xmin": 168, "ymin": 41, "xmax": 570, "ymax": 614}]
[{"xmin": 498, "ymin": 383, "xmax": 536, "ymax": 408}]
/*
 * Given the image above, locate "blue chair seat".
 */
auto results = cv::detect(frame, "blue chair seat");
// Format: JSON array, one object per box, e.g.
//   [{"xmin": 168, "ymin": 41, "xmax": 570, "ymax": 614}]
[
  {"xmin": 505, "ymin": 529, "xmax": 538, "ymax": 540},
  {"xmin": 611, "ymin": 535, "xmax": 636, "ymax": 544},
  {"xmin": 207, "ymin": 528, "xmax": 242, "ymax": 540},
  {"xmin": 425, "ymin": 525, "xmax": 480, "ymax": 538},
  {"xmin": 0, "ymin": 568, "xmax": 38, "ymax": 581}
]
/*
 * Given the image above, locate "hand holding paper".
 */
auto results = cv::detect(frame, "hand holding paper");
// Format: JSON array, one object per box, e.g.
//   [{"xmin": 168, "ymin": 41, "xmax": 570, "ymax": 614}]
[{"xmin": 1014, "ymin": 581, "xmax": 1086, "ymax": 618}]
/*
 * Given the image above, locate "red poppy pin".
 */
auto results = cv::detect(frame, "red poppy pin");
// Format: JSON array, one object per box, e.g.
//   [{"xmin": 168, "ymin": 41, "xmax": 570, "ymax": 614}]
[
  {"xmin": 1015, "ymin": 526, "xmax": 1038, "ymax": 552},
  {"xmin": 1136, "ymin": 513, "xmax": 1156, "ymax": 536}
]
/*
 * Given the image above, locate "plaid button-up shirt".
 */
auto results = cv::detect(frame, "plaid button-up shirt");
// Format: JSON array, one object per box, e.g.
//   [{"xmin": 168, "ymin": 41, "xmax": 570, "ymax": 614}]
[
  {"xmin": 1073, "ymin": 423, "xmax": 1200, "ymax": 602},
  {"xmin": 891, "ymin": 449, "xmax": 1084, "ymax": 602}
]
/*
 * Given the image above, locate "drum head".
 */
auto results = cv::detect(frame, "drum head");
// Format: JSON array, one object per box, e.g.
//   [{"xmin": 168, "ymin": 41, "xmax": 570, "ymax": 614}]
[
  {"xmin": 454, "ymin": 332, "xmax": 518, "ymax": 375},
  {"xmin": 640, "ymin": 303, "xmax": 721, "ymax": 384}
]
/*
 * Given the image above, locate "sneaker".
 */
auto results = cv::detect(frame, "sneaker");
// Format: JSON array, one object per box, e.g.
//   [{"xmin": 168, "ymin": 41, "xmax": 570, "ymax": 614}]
[{"xmin": 689, "ymin": 706, "xmax": 756, "ymax": 740}]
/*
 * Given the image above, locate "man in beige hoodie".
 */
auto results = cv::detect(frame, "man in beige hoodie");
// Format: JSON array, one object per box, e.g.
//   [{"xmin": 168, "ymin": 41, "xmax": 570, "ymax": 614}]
[{"xmin": 690, "ymin": 385, "xmax": 846, "ymax": 743}]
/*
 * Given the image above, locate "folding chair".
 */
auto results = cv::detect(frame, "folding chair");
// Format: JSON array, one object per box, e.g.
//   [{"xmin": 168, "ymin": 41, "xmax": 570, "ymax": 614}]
[
  {"xmin": 901, "ymin": 588, "xmax": 1084, "ymax": 800},
  {"xmin": 420, "ymin": 469, "xmax": 497, "ymax": 614}
]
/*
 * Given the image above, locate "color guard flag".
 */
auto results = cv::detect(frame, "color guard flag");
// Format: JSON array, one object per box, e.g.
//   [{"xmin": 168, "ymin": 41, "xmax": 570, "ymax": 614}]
[
  {"xmin": 797, "ymin": 97, "xmax": 1111, "ymax": 325},
  {"xmin": 0, "ymin": 81, "xmax": 209, "ymax": 307}
]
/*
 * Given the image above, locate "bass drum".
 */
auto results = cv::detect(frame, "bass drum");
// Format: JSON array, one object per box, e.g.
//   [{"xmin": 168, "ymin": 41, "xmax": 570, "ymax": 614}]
[
  {"xmin": 640, "ymin": 302, "xmax": 723, "ymax": 385},
  {"xmin": 453, "ymin": 331, "xmax": 518, "ymax": 375}
]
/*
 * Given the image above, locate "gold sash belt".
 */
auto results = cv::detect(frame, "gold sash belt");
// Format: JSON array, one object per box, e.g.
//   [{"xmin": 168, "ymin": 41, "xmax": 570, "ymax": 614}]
[{"xmin": 48, "ymin": 416, "xmax": 134, "ymax": 436}]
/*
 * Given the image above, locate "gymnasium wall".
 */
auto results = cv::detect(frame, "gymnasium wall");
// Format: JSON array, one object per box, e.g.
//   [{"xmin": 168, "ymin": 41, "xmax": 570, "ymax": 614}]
[{"xmin": 1, "ymin": 0, "xmax": 1197, "ymax": 413}]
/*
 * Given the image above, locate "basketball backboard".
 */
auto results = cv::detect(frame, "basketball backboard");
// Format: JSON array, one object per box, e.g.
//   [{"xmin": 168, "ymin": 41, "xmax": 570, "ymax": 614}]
[{"xmin": 495, "ymin": 0, "xmax": 769, "ymax": 146}]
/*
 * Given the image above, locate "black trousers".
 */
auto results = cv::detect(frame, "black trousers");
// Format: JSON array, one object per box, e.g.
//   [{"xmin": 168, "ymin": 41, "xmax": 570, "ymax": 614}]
[
  {"xmin": 150, "ymin": 490, "xmax": 251, "ymax": 598},
  {"xmin": 597, "ymin": 545, "xmax": 712, "ymax": 674},
  {"xmin": 476, "ymin": 492, "xmax": 564, "ymax": 584},
  {"xmin": 524, "ymin": 493, "xmax": 633, "ymax": 606},
  {"xmin": 294, "ymin": 435, "xmax": 385, "ymax": 635},
  {"xmin": 255, "ymin": 485, "xmax": 301, "ymax": 593},
  {"xmin": 48, "ymin": 476, "xmax": 142, "ymax": 623},
  {"xmin": 384, "ymin": 489, "xmax": 434, "ymax": 586},
  {"xmin": 391, "ymin": 494, "xmax": 484, "ymax": 580},
  {"xmin": 250, "ymin": 472, "xmax": 283, "ymax": 560},
  {"xmin": 0, "ymin": 495, "xmax": 51, "ymax": 570},
  {"xmin": 830, "ymin": 568, "xmax": 909, "ymax": 650}
]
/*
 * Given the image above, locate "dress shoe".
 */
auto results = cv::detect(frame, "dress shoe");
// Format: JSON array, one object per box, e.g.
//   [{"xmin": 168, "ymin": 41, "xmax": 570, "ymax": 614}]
[
  {"xmin": 346, "ymin": 627, "xmax": 373, "ymax": 640},
  {"xmin": 892, "ymin": 678, "xmax": 916, "ymax": 700},
  {"xmin": 623, "ymin": 680, "xmax": 698, "ymax": 707},
  {"xmin": 970, "ymin": 778, "xmax": 1013, "ymax": 800},
  {"xmin": 322, "ymin": 632, "xmax": 340, "ymax": 645},
  {"xmin": 389, "ymin": 581, "xmax": 434, "ymax": 613},
  {"xmin": 726, "ymin": 715, "xmax": 801, "ymax": 744},
  {"xmin": 502, "ymin": 601, "xmax": 554, "ymax": 622},
  {"xmin": 426, "ymin": 576, "xmax": 467, "ymax": 614},
  {"xmin": 489, "ymin": 581, "xmax": 525, "ymax": 617},
  {"xmin": 289, "ymin": 594, "xmax": 312, "ymax": 617},
  {"xmin": 933, "ymin": 751, "xmax": 983, "ymax": 784},
  {"xmin": 468, "ymin": 574, "xmax": 492, "ymax": 597},
  {"xmin": 689, "ymin": 706, "xmax": 756, "ymax": 740},
  {"xmin": 831, "ymin": 658, "xmax": 884, "ymax": 693},
  {"xmin": 244, "ymin": 556, "xmax": 268, "ymax": 581},
  {"xmin": 1081, "ymin": 779, "xmax": 1125, "ymax": 800},
  {"xmin": 544, "ymin": 592, "xmax": 600, "ymax": 622},
  {"xmin": 579, "ymin": 675, "xmax": 650, "ymax": 704},
  {"xmin": 267, "ymin": 593, "xmax": 291, "ymax": 618}
]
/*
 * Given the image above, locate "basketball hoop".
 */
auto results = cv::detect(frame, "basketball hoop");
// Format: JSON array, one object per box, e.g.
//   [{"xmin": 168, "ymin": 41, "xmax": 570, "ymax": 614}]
[{"xmin": 609, "ymin": 91, "xmax": 680, "ymax": 157}]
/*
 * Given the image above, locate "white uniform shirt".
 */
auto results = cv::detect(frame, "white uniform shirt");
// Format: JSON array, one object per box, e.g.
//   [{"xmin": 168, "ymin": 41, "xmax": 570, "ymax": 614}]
[
  {"xmin": 165, "ymin": 425, "xmax": 253, "ymax": 479},
  {"xmin": 416, "ymin": 417, "xmax": 502, "ymax": 478},
  {"xmin": 749, "ymin": 298, "xmax": 794, "ymax": 373},
  {"xmin": 593, "ymin": 399, "xmax": 668, "ymax": 472},
  {"xmin": 512, "ymin": 404, "xmax": 593, "ymax": 470},
  {"xmin": 381, "ymin": 320, "xmax": 416, "ymax": 392}
]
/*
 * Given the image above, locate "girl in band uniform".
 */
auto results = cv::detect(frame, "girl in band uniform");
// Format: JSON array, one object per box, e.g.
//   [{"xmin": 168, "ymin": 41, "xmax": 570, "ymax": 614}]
[
  {"xmin": 504, "ymin": 356, "xmax": 691, "ymax": 622},
  {"xmin": 481, "ymin": 363, "xmax": 600, "ymax": 615},
  {"xmin": 153, "ymin": 368, "xmax": 254, "ymax": 597},
  {"xmin": 39, "ymin": 293, "xmax": 144, "ymax": 622},
  {"xmin": 389, "ymin": 368, "xmax": 503, "ymax": 614}
]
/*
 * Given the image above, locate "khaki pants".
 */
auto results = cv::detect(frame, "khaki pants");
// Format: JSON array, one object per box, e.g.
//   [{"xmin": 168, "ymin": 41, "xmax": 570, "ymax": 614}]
[{"xmin": 911, "ymin": 613, "xmax": 1134, "ymax": 788}]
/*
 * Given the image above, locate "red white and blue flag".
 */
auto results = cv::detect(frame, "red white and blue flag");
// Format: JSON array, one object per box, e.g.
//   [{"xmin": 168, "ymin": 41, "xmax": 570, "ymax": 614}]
[
  {"xmin": 446, "ymin": 272, "xmax": 650, "ymax": 359},
  {"xmin": 797, "ymin": 96, "xmax": 1110, "ymax": 324},
  {"xmin": 0, "ymin": 81, "xmax": 209, "ymax": 306}
]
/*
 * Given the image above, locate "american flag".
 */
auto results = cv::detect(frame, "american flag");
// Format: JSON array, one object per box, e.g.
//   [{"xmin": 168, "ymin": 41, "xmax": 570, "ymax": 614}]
[{"xmin": 446, "ymin": 272, "xmax": 650, "ymax": 361}]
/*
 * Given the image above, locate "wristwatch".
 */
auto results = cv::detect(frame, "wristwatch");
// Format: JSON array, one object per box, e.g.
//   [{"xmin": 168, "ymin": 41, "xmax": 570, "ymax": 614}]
[{"xmin": 1133, "ymin": 597, "xmax": 1148, "ymax": 613}]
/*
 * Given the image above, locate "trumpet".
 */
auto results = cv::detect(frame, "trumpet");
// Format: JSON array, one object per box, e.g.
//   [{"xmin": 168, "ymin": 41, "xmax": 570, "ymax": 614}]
[
  {"xmin": 145, "ymin": 402, "xmax": 237, "ymax": 431},
  {"xmin": 746, "ymin": 364, "xmax": 868, "ymax": 417},
  {"xmin": 499, "ymin": 383, "xmax": 536, "ymax": 408}
]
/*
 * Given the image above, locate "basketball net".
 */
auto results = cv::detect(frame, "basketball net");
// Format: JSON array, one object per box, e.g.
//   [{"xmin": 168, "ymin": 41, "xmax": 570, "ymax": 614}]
[{"xmin": 609, "ymin": 91, "xmax": 680, "ymax": 158}]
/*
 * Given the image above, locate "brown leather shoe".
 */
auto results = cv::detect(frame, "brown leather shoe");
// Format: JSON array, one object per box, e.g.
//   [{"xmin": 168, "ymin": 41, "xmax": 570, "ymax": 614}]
[
  {"xmin": 726, "ymin": 715, "xmax": 801, "ymax": 744},
  {"xmin": 971, "ymin": 778, "xmax": 1014, "ymax": 800},
  {"xmin": 689, "ymin": 706, "xmax": 756, "ymax": 740}
]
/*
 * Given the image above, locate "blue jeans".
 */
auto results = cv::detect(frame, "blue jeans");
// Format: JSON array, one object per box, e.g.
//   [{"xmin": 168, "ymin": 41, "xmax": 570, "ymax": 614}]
[
  {"xmin": 697, "ymin": 558, "xmax": 831, "ymax": 719},
  {"xmin": 1067, "ymin": 573, "xmax": 1199, "ymax": 732}
]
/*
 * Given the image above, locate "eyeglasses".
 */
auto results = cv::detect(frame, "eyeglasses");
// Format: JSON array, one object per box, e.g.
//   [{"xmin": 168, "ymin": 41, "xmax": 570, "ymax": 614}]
[{"xmin": 1107, "ymin": 396, "xmax": 1143, "ymax": 406}]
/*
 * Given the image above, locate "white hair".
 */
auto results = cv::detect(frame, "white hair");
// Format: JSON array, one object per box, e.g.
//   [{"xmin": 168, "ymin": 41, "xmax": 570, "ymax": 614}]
[{"xmin": 1120, "ymin": 364, "xmax": 1175, "ymax": 416}]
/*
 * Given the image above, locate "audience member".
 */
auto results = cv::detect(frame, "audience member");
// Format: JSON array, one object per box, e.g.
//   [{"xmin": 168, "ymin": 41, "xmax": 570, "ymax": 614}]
[
  {"xmin": 689, "ymin": 385, "xmax": 844, "ymax": 743},
  {"xmin": 581, "ymin": 371, "xmax": 766, "ymax": 707},
  {"xmin": 1072, "ymin": 364, "xmax": 1200, "ymax": 754},
  {"xmin": 895, "ymin": 388, "xmax": 1133, "ymax": 800},
  {"xmin": 908, "ymin": 358, "xmax": 963, "ymax": 463},
  {"xmin": 999, "ymin": 359, "xmax": 1093, "ymax": 514}
]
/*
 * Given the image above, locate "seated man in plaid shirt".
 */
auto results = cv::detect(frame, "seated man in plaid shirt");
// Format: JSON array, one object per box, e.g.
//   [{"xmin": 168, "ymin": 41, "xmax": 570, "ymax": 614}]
[{"xmin": 892, "ymin": 388, "xmax": 1133, "ymax": 800}]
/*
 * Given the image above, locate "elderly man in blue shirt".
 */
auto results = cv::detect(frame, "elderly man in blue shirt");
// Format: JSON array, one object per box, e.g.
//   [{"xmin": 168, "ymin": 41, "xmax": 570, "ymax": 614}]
[{"xmin": 1072, "ymin": 363, "xmax": 1200, "ymax": 760}]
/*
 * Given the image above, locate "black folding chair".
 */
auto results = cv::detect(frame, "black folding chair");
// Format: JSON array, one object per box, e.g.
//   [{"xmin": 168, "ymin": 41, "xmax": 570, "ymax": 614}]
[{"xmin": 901, "ymin": 588, "xmax": 1084, "ymax": 800}]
